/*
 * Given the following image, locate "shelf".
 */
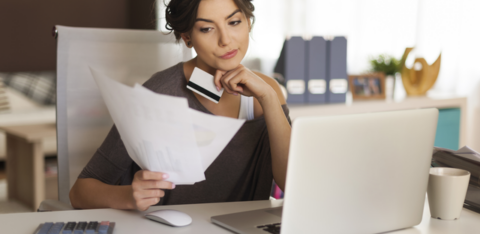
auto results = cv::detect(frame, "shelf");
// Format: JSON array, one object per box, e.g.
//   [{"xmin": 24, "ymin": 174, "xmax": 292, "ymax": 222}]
[{"xmin": 289, "ymin": 96, "xmax": 467, "ymax": 150}]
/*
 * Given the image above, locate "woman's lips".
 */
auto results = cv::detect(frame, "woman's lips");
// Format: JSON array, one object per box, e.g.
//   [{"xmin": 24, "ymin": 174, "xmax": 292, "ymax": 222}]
[{"xmin": 220, "ymin": 49, "xmax": 238, "ymax": 59}]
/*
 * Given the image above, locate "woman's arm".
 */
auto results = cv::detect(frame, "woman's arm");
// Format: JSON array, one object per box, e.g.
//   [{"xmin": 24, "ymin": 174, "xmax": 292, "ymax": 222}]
[
  {"xmin": 70, "ymin": 178, "xmax": 135, "ymax": 209},
  {"xmin": 70, "ymin": 170, "xmax": 175, "ymax": 211},
  {"xmin": 253, "ymin": 73, "xmax": 290, "ymax": 191},
  {"xmin": 214, "ymin": 65, "xmax": 291, "ymax": 191}
]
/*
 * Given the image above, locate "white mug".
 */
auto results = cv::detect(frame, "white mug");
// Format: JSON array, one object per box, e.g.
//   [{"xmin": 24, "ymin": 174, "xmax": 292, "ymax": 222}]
[{"xmin": 427, "ymin": 167, "xmax": 470, "ymax": 220}]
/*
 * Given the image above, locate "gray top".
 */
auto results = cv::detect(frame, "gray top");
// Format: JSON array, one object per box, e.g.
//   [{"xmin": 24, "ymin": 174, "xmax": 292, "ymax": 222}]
[{"xmin": 79, "ymin": 62, "xmax": 291, "ymax": 205}]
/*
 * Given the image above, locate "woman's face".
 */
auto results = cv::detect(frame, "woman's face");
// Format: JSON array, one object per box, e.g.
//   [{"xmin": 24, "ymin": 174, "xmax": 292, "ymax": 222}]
[{"xmin": 186, "ymin": 0, "xmax": 250, "ymax": 72}]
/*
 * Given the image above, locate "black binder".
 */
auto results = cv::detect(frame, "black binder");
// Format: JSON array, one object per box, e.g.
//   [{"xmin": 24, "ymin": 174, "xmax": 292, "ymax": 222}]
[
  {"xmin": 306, "ymin": 36, "xmax": 328, "ymax": 104},
  {"xmin": 274, "ymin": 37, "xmax": 307, "ymax": 104},
  {"xmin": 327, "ymin": 37, "xmax": 348, "ymax": 103}
]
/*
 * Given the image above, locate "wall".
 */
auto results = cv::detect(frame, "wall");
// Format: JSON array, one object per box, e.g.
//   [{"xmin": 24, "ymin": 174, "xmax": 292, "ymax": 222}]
[{"xmin": 0, "ymin": 0, "xmax": 156, "ymax": 72}]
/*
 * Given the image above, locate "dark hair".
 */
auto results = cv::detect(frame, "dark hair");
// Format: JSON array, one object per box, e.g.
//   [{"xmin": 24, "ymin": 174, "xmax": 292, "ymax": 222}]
[{"xmin": 164, "ymin": 0, "xmax": 255, "ymax": 42}]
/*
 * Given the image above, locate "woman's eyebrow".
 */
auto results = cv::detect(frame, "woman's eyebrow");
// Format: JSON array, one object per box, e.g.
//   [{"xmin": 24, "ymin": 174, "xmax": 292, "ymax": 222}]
[
  {"xmin": 195, "ymin": 9, "xmax": 241, "ymax": 23},
  {"xmin": 196, "ymin": 18, "xmax": 213, "ymax": 23},
  {"xmin": 226, "ymin": 9, "xmax": 241, "ymax": 19}
]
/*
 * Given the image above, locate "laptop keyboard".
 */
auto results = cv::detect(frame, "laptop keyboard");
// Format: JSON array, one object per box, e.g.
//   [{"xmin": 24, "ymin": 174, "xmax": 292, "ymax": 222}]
[{"xmin": 256, "ymin": 223, "xmax": 281, "ymax": 234}]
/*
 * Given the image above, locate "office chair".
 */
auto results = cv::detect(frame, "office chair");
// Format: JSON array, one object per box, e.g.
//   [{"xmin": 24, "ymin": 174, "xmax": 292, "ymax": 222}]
[
  {"xmin": 39, "ymin": 25, "xmax": 191, "ymax": 211},
  {"xmin": 0, "ymin": 80, "xmax": 10, "ymax": 112}
]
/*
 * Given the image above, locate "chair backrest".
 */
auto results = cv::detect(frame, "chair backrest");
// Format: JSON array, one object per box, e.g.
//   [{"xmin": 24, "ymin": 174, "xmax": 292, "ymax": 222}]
[
  {"xmin": 0, "ymin": 81, "xmax": 9, "ymax": 112},
  {"xmin": 56, "ymin": 26, "xmax": 191, "ymax": 204}
]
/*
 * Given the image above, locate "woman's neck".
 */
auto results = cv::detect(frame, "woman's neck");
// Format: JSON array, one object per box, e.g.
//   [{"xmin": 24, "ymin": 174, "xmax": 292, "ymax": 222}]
[{"xmin": 194, "ymin": 57, "xmax": 218, "ymax": 75}]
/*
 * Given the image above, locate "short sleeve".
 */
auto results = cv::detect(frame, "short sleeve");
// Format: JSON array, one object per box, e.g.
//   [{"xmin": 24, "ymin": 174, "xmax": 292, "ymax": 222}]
[{"xmin": 78, "ymin": 125, "xmax": 135, "ymax": 185}]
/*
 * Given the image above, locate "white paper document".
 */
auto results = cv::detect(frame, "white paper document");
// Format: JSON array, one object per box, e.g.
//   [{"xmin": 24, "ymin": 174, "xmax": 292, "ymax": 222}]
[{"xmin": 90, "ymin": 67, "xmax": 245, "ymax": 184}]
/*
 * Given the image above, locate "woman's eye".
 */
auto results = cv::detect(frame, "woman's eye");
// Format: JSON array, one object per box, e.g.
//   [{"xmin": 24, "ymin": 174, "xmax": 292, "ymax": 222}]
[
  {"xmin": 200, "ymin": 27, "xmax": 212, "ymax": 33},
  {"xmin": 230, "ymin": 20, "xmax": 241, "ymax": 26}
]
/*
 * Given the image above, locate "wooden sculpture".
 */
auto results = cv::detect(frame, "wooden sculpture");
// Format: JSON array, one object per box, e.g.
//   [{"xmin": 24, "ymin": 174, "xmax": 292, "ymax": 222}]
[{"xmin": 400, "ymin": 47, "xmax": 441, "ymax": 95}]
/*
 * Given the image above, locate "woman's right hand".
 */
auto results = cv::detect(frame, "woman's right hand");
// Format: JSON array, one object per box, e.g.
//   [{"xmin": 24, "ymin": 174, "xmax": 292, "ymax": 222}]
[{"xmin": 132, "ymin": 170, "xmax": 175, "ymax": 211}]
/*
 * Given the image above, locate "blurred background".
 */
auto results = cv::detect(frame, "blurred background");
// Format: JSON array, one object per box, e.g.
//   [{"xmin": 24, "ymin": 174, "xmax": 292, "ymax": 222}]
[
  {"xmin": 0, "ymin": 0, "xmax": 479, "ymax": 213},
  {"xmin": 205, "ymin": 0, "xmax": 479, "ymax": 97}
]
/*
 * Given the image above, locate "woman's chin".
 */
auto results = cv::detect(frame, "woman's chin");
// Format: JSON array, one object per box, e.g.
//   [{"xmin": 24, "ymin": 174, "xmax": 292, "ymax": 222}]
[{"xmin": 215, "ymin": 59, "xmax": 243, "ymax": 71}]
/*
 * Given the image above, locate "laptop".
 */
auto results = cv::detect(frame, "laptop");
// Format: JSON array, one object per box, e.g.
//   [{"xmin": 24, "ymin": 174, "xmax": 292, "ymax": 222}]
[{"xmin": 211, "ymin": 108, "xmax": 438, "ymax": 234}]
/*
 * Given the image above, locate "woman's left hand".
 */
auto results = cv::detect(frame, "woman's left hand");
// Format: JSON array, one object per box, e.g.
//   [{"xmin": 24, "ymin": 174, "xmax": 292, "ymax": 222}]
[{"xmin": 214, "ymin": 64, "xmax": 273, "ymax": 100}]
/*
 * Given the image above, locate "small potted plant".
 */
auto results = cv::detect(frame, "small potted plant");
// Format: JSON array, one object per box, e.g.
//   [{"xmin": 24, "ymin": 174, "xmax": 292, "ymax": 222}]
[{"xmin": 369, "ymin": 54, "xmax": 401, "ymax": 99}]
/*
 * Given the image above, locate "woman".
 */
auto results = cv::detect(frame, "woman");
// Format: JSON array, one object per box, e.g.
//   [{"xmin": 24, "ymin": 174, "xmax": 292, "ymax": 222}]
[{"xmin": 69, "ymin": 0, "xmax": 291, "ymax": 211}]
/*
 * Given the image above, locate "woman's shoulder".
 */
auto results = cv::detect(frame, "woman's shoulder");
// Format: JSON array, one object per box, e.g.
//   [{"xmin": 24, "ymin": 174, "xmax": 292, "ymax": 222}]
[{"xmin": 142, "ymin": 62, "xmax": 185, "ymax": 94}]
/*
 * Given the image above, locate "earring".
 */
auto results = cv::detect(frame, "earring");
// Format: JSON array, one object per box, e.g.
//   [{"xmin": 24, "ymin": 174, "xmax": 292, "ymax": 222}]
[{"xmin": 187, "ymin": 41, "xmax": 191, "ymax": 46}]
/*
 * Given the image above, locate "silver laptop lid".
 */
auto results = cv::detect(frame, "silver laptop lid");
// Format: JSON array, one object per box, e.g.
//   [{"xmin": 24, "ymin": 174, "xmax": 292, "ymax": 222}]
[{"xmin": 282, "ymin": 108, "xmax": 438, "ymax": 234}]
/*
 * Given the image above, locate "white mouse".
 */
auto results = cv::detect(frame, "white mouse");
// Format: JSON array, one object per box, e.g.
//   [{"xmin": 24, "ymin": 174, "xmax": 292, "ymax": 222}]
[{"xmin": 145, "ymin": 209, "xmax": 192, "ymax": 227}]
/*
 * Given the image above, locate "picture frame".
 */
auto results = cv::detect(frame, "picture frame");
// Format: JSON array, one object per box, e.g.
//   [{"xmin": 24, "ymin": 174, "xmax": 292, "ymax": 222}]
[{"xmin": 348, "ymin": 73, "xmax": 386, "ymax": 100}]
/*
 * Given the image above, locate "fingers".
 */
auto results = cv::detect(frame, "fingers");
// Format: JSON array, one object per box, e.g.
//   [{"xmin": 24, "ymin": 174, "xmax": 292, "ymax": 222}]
[
  {"xmin": 216, "ymin": 65, "xmax": 244, "ymax": 95},
  {"xmin": 226, "ymin": 72, "xmax": 245, "ymax": 93},
  {"xmin": 133, "ymin": 171, "xmax": 175, "ymax": 190},
  {"xmin": 133, "ymin": 188, "xmax": 167, "ymax": 211},
  {"xmin": 133, "ymin": 188, "xmax": 165, "ymax": 201},
  {"xmin": 221, "ymin": 69, "xmax": 244, "ymax": 95},
  {"xmin": 133, "ymin": 189, "xmax": 164, "ymax": 200},
  {"xmin": 136, "ymin": 197, "xmax": 161, "ymax": 211},
  {"xmin": 139, "ymin": 180, "xmax": 175, "ymax": 190},
  {"xmin": 132, "ymin": 170, "xmax": 176, "ymax": 211},
  {"xmin": 133, "ymin": 188, "xmax": 164, "ymax": 211},
  {"xmin": 215, "ymin": 64, "xmax": 253, "ymax": 96},
  {"xmin": 214, "ymin": 70, "xmax": 226, "ymax": 91},
  {"xmin": 220, "ymin": 78, "xmax": 237, "ymax": 95},
  {"xmin": 135, "ymin": 170, "xmax": 168, "ymax": 181}
]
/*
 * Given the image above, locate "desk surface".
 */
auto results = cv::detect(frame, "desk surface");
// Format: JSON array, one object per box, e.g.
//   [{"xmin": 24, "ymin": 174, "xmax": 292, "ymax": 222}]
[
  {"xmin": 0, "ymin": 124, "xmax": 56, "ymax": 142},
  {"xmin": 0, "ymin": 107, "xmax": 56, "ymax": 127},
  {"xmin": 1, "ymin": 199, "xmax": 479, "ymax": 234}
]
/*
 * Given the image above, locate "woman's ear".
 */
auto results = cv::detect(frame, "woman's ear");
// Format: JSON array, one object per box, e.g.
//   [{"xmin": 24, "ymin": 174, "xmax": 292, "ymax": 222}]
[{"xmin": 181, "ymin": 33, "xmax": 193, "ymax": 48}]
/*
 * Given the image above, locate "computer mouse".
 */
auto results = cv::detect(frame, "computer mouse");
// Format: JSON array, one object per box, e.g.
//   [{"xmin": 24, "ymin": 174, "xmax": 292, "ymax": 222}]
[{"xmin": 145, "ymin": 209, "xmax": 192, "ymax": 227}]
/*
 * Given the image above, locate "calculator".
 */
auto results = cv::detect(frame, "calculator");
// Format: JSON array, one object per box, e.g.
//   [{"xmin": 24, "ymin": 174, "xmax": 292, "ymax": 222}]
[{"xmin": 33, "ymin": 221, "xmax": 115, "ymax": 234}]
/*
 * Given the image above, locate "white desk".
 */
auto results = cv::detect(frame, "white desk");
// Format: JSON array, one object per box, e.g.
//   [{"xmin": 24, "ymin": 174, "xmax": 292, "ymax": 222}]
[
  {"xmin": 1, "ymin": 124, "xmax": 57, "ymax": 211},
  {"xmin": 0, "ymin": 107, "xmax": 56, "ymax": 160},
  {"xmin": 0, "ymin": 200, "xmax": 479, "ymax": 233}
]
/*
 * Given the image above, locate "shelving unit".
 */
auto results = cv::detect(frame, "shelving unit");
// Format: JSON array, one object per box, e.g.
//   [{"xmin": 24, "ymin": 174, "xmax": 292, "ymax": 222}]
[{"xmin": 288, "ymin": 96, "xmax": 467, "ymax": 150}]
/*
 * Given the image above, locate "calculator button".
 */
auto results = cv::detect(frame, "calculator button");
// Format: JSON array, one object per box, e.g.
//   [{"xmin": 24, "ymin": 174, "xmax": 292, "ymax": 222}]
[
  {"xmin": 98, "ymin": 221, "xmax": 110, "ymax": 234},
  {"xmin": 38, "ymin": 222, "xmax": 54, "ymax": 234},
  {"xmin": 47, "ymin": 222, "xmax": 65, "ymax": 234},
  {"xmin": 85, "ymin": 221, "xmax": 98, "ymax": 234},
  {"xmin": 107, "ymin": 222, "xmax": 116, "ymax": 234},
  {"xmin": 73, "ymin": 222, "xmax": 87, "ymax": 234},
  {"xmin": 62, "ymin": 222, "xmax": 76, "ymax": 234}
]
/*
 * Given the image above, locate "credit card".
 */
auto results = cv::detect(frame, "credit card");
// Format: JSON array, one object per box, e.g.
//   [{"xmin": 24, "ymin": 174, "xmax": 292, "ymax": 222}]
[{"xmin": 187, "ymin": 67, "xmax": 224, "ymax": 104}]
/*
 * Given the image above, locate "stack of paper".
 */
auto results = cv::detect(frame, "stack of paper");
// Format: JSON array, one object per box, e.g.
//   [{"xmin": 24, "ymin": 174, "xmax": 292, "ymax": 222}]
[{"xmin": 90, "ymin": 67, "xmax": 245, "ymax": 184}]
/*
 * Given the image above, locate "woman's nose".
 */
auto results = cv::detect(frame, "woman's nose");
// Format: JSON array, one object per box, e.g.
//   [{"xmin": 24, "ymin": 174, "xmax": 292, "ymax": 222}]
[{"xmin": 218, "ymin": 27, "xmax": 232, "ymax": 47}]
